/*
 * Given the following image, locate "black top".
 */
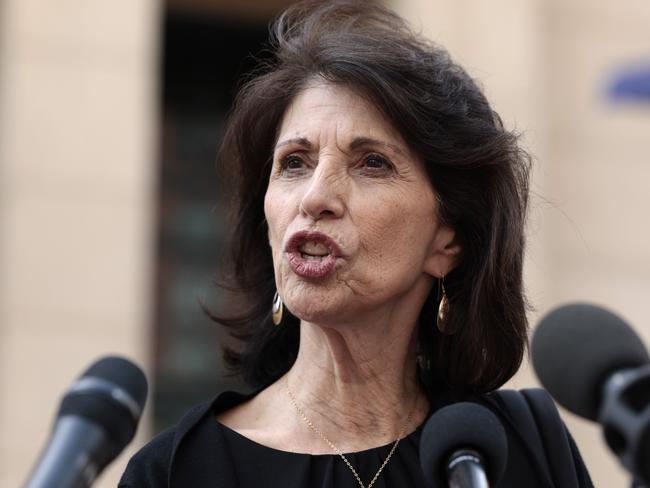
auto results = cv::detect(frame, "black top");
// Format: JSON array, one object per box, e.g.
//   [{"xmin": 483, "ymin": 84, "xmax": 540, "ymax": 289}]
[
  {"xmin": 221, "ymin": 420, "xmax": 425, "ymax": 487},
  {"xmin": 119, "ymin": 390, "xmax": 593, "ymax": 487}
]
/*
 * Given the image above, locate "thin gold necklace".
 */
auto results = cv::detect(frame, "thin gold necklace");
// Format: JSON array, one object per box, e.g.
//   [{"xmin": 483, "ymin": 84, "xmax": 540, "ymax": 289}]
[{"xmin": 285, "ymin": 379, "xmax": 417, "ymax": 488}]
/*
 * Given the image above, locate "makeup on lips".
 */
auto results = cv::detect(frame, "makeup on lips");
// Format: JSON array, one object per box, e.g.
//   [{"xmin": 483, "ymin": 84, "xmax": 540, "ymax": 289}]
[{"xmin": 285, "ymin": 231, "xmax": 343, "ymax": 279}]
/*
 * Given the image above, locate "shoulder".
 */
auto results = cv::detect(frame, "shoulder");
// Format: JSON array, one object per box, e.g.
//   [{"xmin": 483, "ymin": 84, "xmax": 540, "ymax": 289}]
[
  {"xmin": 478, "ymin": 388, "xmax": 593, "ymax": 488},
  {"xmin": 118, "ymin": 427, "xmax": 175, "ymax": 487},
  {"xmin": 215, "ymin": 381, "xmax": 291, "ymax": 444},
  {"xmin": 118, "ymin": 391, "xmax": 252, "ymax": 488}
]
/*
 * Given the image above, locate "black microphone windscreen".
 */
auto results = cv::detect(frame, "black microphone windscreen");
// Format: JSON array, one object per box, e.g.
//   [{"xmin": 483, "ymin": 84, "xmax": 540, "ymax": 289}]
[
  {"xmin": 81, "ymin": 355, "xmax": 148, "ymax": 409},
  {"xmin": 532, "ymin": 303, "xmax": 649, "ymax": 421},
  {"xmin": 57, "ymin": 356, "xmax": 148, "ymax": 454},
  {"xmin": 419, "ymin": 402, "xmax": 508, "ymax": 488}
]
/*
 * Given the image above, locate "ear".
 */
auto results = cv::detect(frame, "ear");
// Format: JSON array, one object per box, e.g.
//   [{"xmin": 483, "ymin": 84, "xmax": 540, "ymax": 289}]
[{"xmin": 423, "ymin": 225, "xmax": 461, "ymax": 278}]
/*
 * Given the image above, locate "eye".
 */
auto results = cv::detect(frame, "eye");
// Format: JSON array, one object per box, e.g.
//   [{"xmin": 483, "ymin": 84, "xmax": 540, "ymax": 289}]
[
  {"xmin": 361, "ymin": 153, "xmax": 394, "ymax": 173},
  {"xmin": 277, "ymin": 154, "xmax": 308, "ymax": 175}
]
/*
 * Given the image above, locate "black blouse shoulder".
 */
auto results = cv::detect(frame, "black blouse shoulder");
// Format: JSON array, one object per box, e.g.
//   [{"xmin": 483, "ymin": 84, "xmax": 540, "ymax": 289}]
[
  {"xmin": 119, "ymin": 427, "xmax": 175, "ymax": 487},
  {"xmin": 119, "ymin": 392, "xmax": 247, "ymax": 488}
]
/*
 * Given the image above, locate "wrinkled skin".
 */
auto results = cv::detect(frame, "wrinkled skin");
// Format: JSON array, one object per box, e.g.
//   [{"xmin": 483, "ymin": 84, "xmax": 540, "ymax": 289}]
[{"xmin": 265, "ymin": 81, "xmax": 458, "ymax": 328}]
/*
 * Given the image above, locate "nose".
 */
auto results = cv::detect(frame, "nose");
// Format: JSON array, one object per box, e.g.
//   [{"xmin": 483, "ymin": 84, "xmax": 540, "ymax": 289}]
[{"xmin": 299, "ymin": 161, "xmax": 346, "ymax": 220}]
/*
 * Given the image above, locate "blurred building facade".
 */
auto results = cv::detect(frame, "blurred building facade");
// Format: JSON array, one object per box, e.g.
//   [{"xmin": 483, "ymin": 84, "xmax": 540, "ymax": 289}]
[
  {"xmin": 0, "ymin": 0, "xmax": 160, "ymax": 486},
  {"xmin": 0, "ymin": 0, "xmax": 649, "ymax": 486}
]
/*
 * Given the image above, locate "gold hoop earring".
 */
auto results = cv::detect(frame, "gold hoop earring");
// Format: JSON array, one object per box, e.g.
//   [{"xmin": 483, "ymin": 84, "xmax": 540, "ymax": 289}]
[
  {"xmin": 436, "ymin": 276, "xmax": 449, "ymax": 332},
  {"xmin": 272, "ymin": 291, "xmax": 284, "ymax": 326}
]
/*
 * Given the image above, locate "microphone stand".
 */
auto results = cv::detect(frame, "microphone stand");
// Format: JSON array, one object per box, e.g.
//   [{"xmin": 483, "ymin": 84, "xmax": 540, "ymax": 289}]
[{"xmin": 447, "ymin": 450, "xmax": 490, "ymax": 488}]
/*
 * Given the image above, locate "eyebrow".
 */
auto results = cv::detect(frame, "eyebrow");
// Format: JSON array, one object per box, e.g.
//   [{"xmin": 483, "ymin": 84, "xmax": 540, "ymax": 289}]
[
  {"xmin": 349, "ymin": 137, "xmax": 405, "ymax": 156},
  {"xmin": 274, "ymin": 137, "xmax": 312, "ymax": 151},
  {"xmin": 274, "ymin": 136, "xmax": 405, "ymax": 156}
]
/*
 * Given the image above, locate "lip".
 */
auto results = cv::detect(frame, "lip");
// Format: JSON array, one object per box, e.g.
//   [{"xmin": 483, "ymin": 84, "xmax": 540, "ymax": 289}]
[{"xmin": 285, "ymin": 230, "xmax": 344, "ymax": 279}]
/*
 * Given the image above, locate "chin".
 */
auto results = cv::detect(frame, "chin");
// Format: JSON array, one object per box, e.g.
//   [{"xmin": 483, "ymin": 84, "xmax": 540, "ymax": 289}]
[
  {"xmin": 286, "ymin": 300, "xmax": 339, "ymax": 323},
  {"xmin": 283, "ymin": 289, "xmax": 343, "ymax": 324}
]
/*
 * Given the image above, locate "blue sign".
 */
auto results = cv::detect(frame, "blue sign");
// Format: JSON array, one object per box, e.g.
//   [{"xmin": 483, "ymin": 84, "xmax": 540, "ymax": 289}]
[{"xmin": 609, "ymin": 62, "xmax": 650, "ymax": 101}]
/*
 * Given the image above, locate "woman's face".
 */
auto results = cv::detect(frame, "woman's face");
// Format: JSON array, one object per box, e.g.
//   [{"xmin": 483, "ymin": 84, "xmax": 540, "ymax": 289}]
[{"xmin": 264, "ymin": 82, "xmax": 457, "ymax": 324}]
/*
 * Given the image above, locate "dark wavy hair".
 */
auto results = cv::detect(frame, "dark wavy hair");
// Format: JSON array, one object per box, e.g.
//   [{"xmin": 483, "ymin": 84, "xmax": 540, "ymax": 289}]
[{"xmin": 212, "ymin": 0, "xmax": 531, "ymax": 394}]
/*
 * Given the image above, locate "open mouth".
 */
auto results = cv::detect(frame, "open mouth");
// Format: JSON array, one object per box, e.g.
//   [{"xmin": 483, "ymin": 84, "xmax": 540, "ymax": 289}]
[
  {"xmin": 285, "ymin": 231, "xmax": 343, "ymax": 278},
  {"xmin": 298, "ymin": 241, "xmax": 331, "ymax": 260},
  {"xmin": 286, "ymin": 230, "xmax": 343, "ymax": 258}
]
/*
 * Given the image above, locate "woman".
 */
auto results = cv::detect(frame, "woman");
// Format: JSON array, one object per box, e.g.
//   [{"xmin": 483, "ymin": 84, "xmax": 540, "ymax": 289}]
[{"xmin": 121, "ymin": 1, "xmax": 592, "ymax": 486}]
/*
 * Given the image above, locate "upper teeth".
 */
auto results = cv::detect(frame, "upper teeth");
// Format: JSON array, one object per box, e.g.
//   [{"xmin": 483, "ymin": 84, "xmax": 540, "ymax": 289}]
[{"xmin": 299, "ymin": 241, "xmax": 330, "ymax": 256}]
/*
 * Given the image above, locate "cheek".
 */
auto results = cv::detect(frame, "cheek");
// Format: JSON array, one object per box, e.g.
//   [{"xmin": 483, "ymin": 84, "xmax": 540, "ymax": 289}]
[
  {"xmin": 357, "ymin": 193, "xmax": 436, "ymax": 270},
  {"xmin": 263, "ymin": 190, "xmax": 280, "ymax": 251},
  {"xmin": 264, "ymin": 186, "xmax": 293, "ymax": 253}
]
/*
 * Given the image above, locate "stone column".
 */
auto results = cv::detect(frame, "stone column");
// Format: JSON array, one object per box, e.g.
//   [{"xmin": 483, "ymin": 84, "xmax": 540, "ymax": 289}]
[{"xmin": 0, "ymin": 0, "xmax": 159, "ymax": 486}]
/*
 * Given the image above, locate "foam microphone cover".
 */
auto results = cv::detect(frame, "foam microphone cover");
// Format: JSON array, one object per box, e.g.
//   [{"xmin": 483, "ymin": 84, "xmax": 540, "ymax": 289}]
[
  {"xmin": 532, "ymin": 303, "xmax": 649, "ymax": 421},
  {"xmin": 58, "ymin": 356, "xmax": 148, "ymax": 453},
  {"xmin": 419, "ymin": 402, "xmax": 508, "ymax": 488}
]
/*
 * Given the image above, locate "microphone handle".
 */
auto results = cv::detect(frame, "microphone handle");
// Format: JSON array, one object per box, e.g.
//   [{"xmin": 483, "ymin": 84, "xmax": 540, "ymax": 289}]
[
  {"xmin": 447, "ymin": 449, "xmax": 490, "ymax": 488},
  {"xmin": 24, "ymin": 416, "xmax": 112, "ymax": 488}
]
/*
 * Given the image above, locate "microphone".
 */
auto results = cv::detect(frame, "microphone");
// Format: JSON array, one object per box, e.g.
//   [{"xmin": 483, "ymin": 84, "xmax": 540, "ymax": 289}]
[
  {"xmin": 24, "ymin": 356, "xmax": 148, "ymax": 488},
  {"xmin": 420, "ymin": 402, "xmax": 508, "ymax": 488},
  {"xmin": 532, "ymin": 303, "xmax": 650, "ymax": 484}
]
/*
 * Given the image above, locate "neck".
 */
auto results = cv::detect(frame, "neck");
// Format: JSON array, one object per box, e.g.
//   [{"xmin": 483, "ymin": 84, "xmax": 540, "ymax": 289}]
[{"xmin": 284, "ymin": 307, "xmax": 429, "ymax": 451}]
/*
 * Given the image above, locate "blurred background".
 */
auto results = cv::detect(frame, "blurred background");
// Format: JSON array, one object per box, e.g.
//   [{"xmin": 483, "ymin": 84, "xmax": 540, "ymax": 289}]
[{"xmin": 0, "ymin": 0, "xmax": 648, "ymax": 486}]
